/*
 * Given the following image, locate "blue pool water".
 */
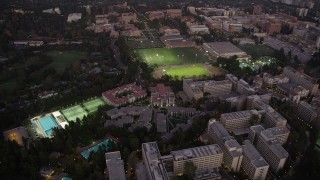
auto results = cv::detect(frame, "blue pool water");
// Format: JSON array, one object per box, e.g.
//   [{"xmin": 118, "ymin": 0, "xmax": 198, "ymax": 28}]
[
  {"xmin": 80, "ymin": 139, "xmax": 113, "ymax": 159},
  {"xmin": 38, "ymin": 115, "xmax": 59, "ymax": 136}
]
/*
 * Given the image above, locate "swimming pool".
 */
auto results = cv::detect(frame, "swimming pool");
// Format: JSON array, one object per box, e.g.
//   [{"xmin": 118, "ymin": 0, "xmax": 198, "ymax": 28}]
[
  {"xmin": 38, "ymin": 115, "xmax": 59, "ymax": 136},
  {"xmin": 80, "ymin": 139, "xmax": 113, "ymax": 159}
]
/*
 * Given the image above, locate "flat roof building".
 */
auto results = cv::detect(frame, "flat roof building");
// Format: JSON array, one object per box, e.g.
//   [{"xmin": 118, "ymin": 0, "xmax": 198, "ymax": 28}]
[
  {"xmin": 282, "ymin": 67, "xmax": 319, "ymax": 96},
  {"xmin": 150, "ymin": 84, "xmax": 175, "ymax": 107},
  {"xmin": 142, "ymin": 142, "xmax": 169, "ymax": 180},
  {"xmin": 171, "ymin": 144, "xmax": 223, "ymax": 175},
  {"xmin": 241, "ymin": 140, "xmax": 269, "ymax": 180},
  {"xmin": 203, "ymin": 42, "xmax": 247, "ymax": 58},
  {"xmin": 207, "ymin": 120, "xmax": 243, "ymax": 172},
  {"xmin": 256, "ymin": 130, "xmax": 288, "ymax": 173},
  {"xmin": 220, "ymin": 110, "xmax": 260, "ymax": 132},
  {"xmin": 105, "ymin": 151, "xmax": 126, "ymax": 180}
]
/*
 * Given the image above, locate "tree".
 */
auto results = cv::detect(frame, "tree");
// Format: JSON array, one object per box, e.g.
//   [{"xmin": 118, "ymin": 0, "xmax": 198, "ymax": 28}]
[
  {"xmin": 249, "ymin": 114, "xmax": 260, "ymax": 125},
  {"xmin": 184, "ymin": 161, "xmax": 197, "ymax": 179}
]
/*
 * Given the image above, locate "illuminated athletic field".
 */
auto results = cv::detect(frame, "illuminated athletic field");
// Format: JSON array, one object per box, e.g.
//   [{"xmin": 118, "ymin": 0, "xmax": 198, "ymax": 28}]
[{"xmin": 134, "ymin": 47, "xmax": 208, "ymax": 66}]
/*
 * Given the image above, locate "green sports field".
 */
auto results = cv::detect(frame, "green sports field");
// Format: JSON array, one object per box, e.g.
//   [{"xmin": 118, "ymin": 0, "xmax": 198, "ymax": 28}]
[
  {"xmin": 135, "ymin": 47, "xmax": 208, "ymax": 66},
  {"xmin": 83, "ymin": 98, "xmax": 106, "ymax": 113},
  {"xmin": 165, "ymin": 65, "xmax": 211, "ymax": 78},
  {"xmin": 61, "ymin": 105, "xmax": 88, "ymax": 122}
]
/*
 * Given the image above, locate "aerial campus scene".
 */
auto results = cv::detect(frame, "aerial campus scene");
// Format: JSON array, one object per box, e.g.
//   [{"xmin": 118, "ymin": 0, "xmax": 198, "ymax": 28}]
[{"xmin": 1, "ymin": 0, "xmax": 320, "ymax": 179}]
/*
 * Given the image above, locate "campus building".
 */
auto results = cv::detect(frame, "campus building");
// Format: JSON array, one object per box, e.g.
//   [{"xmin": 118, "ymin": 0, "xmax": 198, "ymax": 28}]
[
  {"xmin": 282, "ymin": 67, "xmax": 319, "ymax": 96},
  {"xmin": 207, "ymin": 120, "xmax": 243, "ymax": 172},
  {"xmin": 171, "ymin": 144, "xmax": 223, "ymax": 175},
  {"xmin": 105, "ymin": 151, "xmax": 126, "ymax": 180},
  {"xmin": 183, "ymin": 79, "xmax": 203, "ymax": 100},
  {"xmin": 146, "ymin": 11, "xmax": 165, "ymax": 20},
  {"xmin": 165, "ymin": 9, "xmax": 182, "ymax": 18},
  {"xmin": 241, "ymin": 140, "xmax": 269, "ymax": 180},
  {"xmin": 203, "ymin": 80, "xmax": 232, "ymax": 96},
  {"xmin": 167, "ymin": 107, "xmax": 197, "ymax": 118},
  {"xmin": 262, "ymin": 73, "xmax": 289, "ymax": 86},
  {"xmin": 102, "ymin": 83, "xmax": 147, "ymax": 107},
  {"xmin": 142, "ymin": 142, "xmax": 169, "ymax": 180},
  {"xmin": 248, "ymin": 125, "xmax": 290, "ymax": 146},
  {"xmin": 150, "ymin": 84, "xmax": 175, "ymax": 107},
  {"xmin": 296, "ymin": 101, "xmax": 320, "ymax": 125},
  {"xmin": 120, "ymin": 13, "xmax": 137, "ymax": 24},
  {"xmin": 203, "ymin": 42, "xmax": 248, "ymax": 58},
  {"xmin": 264, "ymin": 111, "xmax": 287, "ymax": 128},
  {"xmin": 160, "ymin": 35, "xmax": 195, "ymax": 48},
  {"xmin": 188, "ymin": 25, "xmax": 210, "ymax": 35},
  {"xmin": 142, "ymin": 142, "xmax": 223, "ymax": 179},
  {"xmin": 220, "ymin": 110, "xmax": 261, "ymax": 132},
  {"xmin": 183, "ymin": 79, "xmax": 233, "ymax": 100},
  {"xmin": 237, "ymin": 79, "xmax": 255, "ymax": 95},
  {"xmin": 256, "ymin": 130, "xmax": 289, "ymax": 173}
]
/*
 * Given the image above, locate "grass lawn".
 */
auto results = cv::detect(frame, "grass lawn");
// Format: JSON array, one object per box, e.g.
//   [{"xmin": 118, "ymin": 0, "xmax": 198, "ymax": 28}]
[
  {"xmin": 165, "ymin": 65, "xmax": 211, "ymax": 78},
  {"xmin": 238, "ymin": 44, "xmax": 275, "ymax": 57},
  {"xmin": 126, "ymin": 39, "xmax": 164, "ymax": 49},
  {"xmin": 135, "ymin": 47, "xmax": 208, "ymax": 66},
  {"xmin": 82, "ymin": 98, "xmax": 106, "ymax": 113},
  {"xmin": 61, "ymin": 105, "xmax": 88, "ymax": 122},
  {"xmin": 45, "ymin": 51, "xmax": 87, "ymax": 74}
]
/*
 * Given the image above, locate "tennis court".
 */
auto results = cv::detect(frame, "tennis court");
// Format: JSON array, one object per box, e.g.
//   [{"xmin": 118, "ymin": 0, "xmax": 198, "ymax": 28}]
[
  {"xmin": 61, "ymin": 105, "xmax": 88, "ymax": 122},
  {"xmin": 83, "ymin": 98, "xmax": 106, "ymax": 113}
]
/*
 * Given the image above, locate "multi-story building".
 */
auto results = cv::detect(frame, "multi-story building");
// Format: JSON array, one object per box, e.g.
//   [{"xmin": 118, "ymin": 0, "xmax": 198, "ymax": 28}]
[
  {"xmin": 256, "ymin": 130, "xmax": 289, "ymax": 173},
  {"xmin": 248, "ymin": 125, "xmax": 266, "ymax": 145},
  {"xmin": 282, "ymin": 67, "xmax": 319, "ymax": 96},
  {"xmin": 167, "ymin": 107, "xmax": 197, "ymax": 118},
  {"xmin": 267, "ymin": 126, "xmax": 290, "ymax": 145},
  {"xmin": 264, "ymin": 111, "xmax": 287, "ymax": 128},
  {"xmin": 171, "ymin": 144, "xmax": 223, "ymax": 175},
  {"xmin": 166, "ymin": 9, "xmax": 182, "ymax": 18},
  {"xmin": 262, "ymin": 73, "xmax": 289, "ymax": 86},
  {"xmin": 203, "ymin": 80, "xmax": 232, "ymax": 96},
  {"xmin": 183, "ymin": 79, "xmax": 203, "ymax": 100},
  {"xmin": 297, "ymin": 101, "xmax": 320, "ymax": 125},
  {"xmin": 120, "ymin": 13, "xmax": 137, "ymax": 24},
  {"xmin": 207, "ymin": 120, "xmax": 243, "ymax": 172},
  {"xmin": 247, "ymin": 95, "xmax": 272, "ymax": 110},
  {"xmin": 146, "ymin": 11, "xmax": 165, "ymax": 20},
  {"xmin": 226, "ymin": 95, "xmax": 247, "ymax": 111},
  {"xmin": 142, "ymin": 142, "xmax": 169, "ymax": 180},
  {"xmin": 95, "ymin": 14, "xmax": 109, "ymax": 25},
  {"xmin": 226, "ymin": 74, "xmax": 239, "ymax": 90},
  {"xmin": 237, "ymin": 79, "xmax": 255, "ymax": 95},
  {"xmin": 188, "ymin": 25, "xmax": 210, "ymax": 34},
  {"xmin": 102, "ymin": 83, "xmax": 147, "ymax": 107},
  {"xmin": 266, "ymin": 22, "xmax": 282, "ymax": 35},
  {"xmin": 105, "ymin": 151, "xmax": 126, "ymax": 180},
  {"xmin": 241, "ymin": 140, "xmax": 269, "ymax": 180},
  {"xmin": 220, "ymin": 110, "xmax": 261, "ymax": 132},
  {"xmin": 150, "ymin": 84, "xmax": 175, "ymax": 107},
  {"xmin": 222, "ymin": 21, "xmax": 243, "ymax": 32}
]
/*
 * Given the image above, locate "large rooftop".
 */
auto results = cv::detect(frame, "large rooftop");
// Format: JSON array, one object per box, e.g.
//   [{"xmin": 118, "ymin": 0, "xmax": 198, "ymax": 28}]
[
  {"xmin": 203, "ymin": 42, "xmax": 246, "ymax": 55},
  {"xmin": 260, "ymin": 131, "xmax": 289, "ymax": 159},
  {"xmin": 105, "ymin": 151, "xmax": 126, "ymax": 180},
  {"xmin": 242, "ymin": 140, "xmax": 269, "ymax": 168},
  {"xmin": 142, "ymin": 142, "xmax": 168, "ymax": 180},
  {"xmin": 171, "ymin": 144, "xmax": 222, "ymax": 161}
]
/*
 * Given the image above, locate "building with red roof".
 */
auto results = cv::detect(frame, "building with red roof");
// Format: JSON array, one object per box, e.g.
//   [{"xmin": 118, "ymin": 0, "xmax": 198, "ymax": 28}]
[
  {"xmin": 102, "ymin": 83, "xmax": 147, "ymax": 107},
  {"xmin": 150, "ymin": 84, "xmax": 175, "ymax": 107}
]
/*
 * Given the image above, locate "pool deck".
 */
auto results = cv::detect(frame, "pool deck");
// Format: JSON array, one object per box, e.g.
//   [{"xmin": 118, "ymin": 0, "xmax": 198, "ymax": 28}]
[{"xmin": 77, "ymin": 136, "xmax": 117, "ymax": 158}]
